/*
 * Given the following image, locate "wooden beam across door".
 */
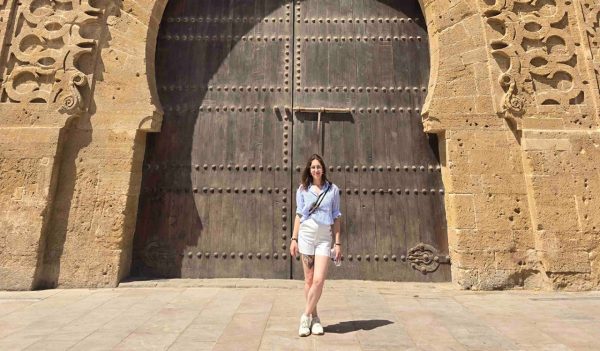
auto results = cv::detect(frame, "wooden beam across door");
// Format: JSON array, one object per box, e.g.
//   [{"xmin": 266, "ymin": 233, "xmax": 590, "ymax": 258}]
[{"xmin": 293, "ymin": 107, "xmax": 351, "ymax": 155}]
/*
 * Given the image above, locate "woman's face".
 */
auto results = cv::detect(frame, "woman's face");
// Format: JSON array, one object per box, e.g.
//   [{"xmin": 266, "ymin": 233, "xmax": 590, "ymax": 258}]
[{"xmin": 310, "ymin": 159, "xmax": 323, "ymax": 182}]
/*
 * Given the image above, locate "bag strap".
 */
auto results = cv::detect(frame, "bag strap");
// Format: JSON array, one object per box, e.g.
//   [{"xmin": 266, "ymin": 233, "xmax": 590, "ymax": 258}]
[{"xmin": 308, "ymin": 183, "xmax": 331, "ymax": 215}]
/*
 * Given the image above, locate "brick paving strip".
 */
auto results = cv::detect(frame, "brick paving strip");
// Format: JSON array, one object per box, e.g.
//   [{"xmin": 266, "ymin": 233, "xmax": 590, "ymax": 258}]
[{"xmin": 1, "ymin": 279, "xmax": 599, "ymax": 350}]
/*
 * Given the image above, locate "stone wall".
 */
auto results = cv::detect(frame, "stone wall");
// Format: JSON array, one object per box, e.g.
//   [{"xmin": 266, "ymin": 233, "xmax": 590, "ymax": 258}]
[
  {"xmin": 0, "ymin": 0, "xmax": 160, "ymax": 290},
  {"xmin": 422, "ymin": 0, "xmax": 600, "ymax": 290},
  {"xmin": 0, "ymin": 0, "xmax": 599, "ymax": 290}
]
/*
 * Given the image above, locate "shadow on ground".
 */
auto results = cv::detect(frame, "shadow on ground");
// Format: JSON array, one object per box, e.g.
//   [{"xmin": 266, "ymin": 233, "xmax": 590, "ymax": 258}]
[{"xmin": 324, "ymin": 319, "xmax": 393, "ymax": 334}]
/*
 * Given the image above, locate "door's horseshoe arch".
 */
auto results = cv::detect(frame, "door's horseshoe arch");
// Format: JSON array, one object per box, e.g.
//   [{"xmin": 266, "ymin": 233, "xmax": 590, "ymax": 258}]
[
  {"xmin": 139, "ymin": 0, "xmax": 464, "ymax": 125},
  {"xmin": 128, "ymin": 0, "xmax": 464, "ymax": 281}
]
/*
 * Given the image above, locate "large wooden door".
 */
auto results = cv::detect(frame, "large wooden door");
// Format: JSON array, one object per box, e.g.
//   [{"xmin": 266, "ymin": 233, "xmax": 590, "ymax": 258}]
[{"xmin": 131, "ymin": 0, "xmax": 450, "ymax": 281}]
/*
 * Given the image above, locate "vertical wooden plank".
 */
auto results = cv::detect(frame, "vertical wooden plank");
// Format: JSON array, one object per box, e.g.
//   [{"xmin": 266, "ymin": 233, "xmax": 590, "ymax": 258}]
[
  {"xmin": 351, "ymin": 0, "xmax": 367, "ymax": 280},
  {"xmin": 343, "ymin": 146, "xmax": 360, "ymax": 278},
  {"xmin": 204, "ymin": 0, "xmax": 222, "ymax": 278},
  {"xmin": 255, "ymin": 0, "xmax": 269, "ymax": 277},
  {"xmin": 343, "ymin": 0, "xmax": 359, "ymax": 280},
  {"xmin": 339, "ymin": 0, "xmax": 355, "ymax": 276},
  {"xmin": 372, "ymin": 34, "xmax": 389, "ymax": 278},
  {"xmin": 186, "ymin": 2, "xmax": 207, "ymax": 276},
  {"xmin": 262, "ymin": 0, "xmax": 273, "ymax": 276},
  {"xmin": 291, "ymin": 0, "xmax": 303, "ymax": 280},
  {"xmin": 226, "ymin": 0, "xmax": 244, "ymax": 277},
  {"xmin": 193, "ymin": 0, "xmax": 213, "ymax": 276}
]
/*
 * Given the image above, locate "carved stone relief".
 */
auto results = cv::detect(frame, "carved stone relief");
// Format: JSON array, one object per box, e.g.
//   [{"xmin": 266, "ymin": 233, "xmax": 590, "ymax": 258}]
[
  {"xmin": 481, "ymin": 0, "xmax": 595, "ymax": 124},
  {"xmin": 580, "ymin": 0, "xmax": 600, "ymax": 93},
  {"xmin": 0, "ymin": 0, "xmax": 103, "ymax": 116},
  {"xmin": 0, "ymin": 0, "xmax": 17, "ymax": 70}
]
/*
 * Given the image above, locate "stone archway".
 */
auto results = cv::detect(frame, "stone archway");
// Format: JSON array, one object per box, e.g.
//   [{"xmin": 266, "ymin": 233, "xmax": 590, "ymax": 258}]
[
  {"xmin": 85, "ymin": 0, "xmax": 518, "ymax": 288},
  {"xmin": 120, "ymin": 0, "xmax": 487, "ymax": 287},
  {"xmin": 124, "ymin": 0, "xmax": 600, "ymax": 290}
]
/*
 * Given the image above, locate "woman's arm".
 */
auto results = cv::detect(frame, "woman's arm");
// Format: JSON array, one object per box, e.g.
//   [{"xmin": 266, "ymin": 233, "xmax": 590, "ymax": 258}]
[
  {"xmin": 290, "ymin": 214, "xmax": 301, "ymax": 257},
  {"xmin": 332, "ymin": 217, "xmax": 341, "ymax": 260},
  {"xmin": 332, "ymin": 217, "xmax": 341, "ymax": 244},
  {"xmin": 290, "ymin": 187, "xmax": 304, "ymax": 257},
  {"xmin": 292, "ymin": 214, "xmax": 301, "ymax": 240},
  {"xmin": 331, "ymin": 185, "xmax": 342, "ymax": 260}
]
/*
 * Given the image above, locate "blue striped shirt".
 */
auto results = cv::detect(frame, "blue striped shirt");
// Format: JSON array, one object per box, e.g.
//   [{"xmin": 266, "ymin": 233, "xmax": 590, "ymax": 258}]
[{"xmin": 295, "ymin": 181, "xmax": 342, "ymax": 225}]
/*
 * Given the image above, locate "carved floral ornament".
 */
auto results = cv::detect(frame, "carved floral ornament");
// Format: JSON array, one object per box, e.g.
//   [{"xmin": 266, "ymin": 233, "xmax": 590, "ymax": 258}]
[
  {"xmin": 480, "ymin": 0, "xmax": 593, "ymax": 119},
  {"xmin": 1, "ymin": 0, "xmax": 102, "ymax": 115}
]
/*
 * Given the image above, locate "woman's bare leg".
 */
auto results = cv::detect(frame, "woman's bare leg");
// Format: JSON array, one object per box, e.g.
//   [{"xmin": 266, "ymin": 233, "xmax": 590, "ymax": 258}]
[
  {"xmin": 304, "ymin": 255, "xmax": 330, "ymax": 316},
  {"xmin": 302, "ymin": 254, "xmax": 315, "ymax": 316}
]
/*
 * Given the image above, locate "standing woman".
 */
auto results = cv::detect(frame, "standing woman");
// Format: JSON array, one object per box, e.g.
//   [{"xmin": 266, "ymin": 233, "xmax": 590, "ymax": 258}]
[{"xmin": 290, "ymin": 154, "xmax": 342, "ymax": 337}]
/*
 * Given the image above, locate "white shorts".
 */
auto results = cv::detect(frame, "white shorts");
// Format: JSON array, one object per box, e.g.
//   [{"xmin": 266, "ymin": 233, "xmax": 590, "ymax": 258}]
[{"xmin": 298, "ymin": 218, "xmax": 332, "ymax": 257}]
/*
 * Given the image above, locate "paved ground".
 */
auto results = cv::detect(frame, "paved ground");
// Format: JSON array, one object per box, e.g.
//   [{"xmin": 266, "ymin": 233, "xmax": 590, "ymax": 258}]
[{"xmin": 1, "ymin": 279, "xmax": 600, "ymax": 350}]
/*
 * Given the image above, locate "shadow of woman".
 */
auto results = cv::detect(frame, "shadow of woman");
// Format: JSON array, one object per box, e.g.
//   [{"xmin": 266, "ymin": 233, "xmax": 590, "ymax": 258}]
[{"xmin": 324, "ymin": 319, "xmax": 394, "ymax": 334}]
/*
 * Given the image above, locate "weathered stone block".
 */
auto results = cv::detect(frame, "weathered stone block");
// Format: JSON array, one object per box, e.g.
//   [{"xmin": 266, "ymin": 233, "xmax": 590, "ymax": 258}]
[
  {"xmin": 451, "ymin": 249, "xmax": 494, "ymax": 270},
  {"xmin": 450, "ymin": 265, "xmax": 479, "ymax": 290},
  {"xmin": 477, "ymin": 268, "xmax": 542, "ymax": 290},
  {"xmin": 443, "ymin": 173, "xmax": 482, "ymax": 194},
  {"xmin": 494, "ymin": 250, "xmax": 534, "ymax": 270},
  {"xmin": 540, "ymin": 250, "xmax": 591, "ymax": 274},
  {"xmin": 446, "ymin": 194, "xmax": 476, "ymax": 229},
  {"xmin": 480, "ymin": 174, "xmax": 527, "ymax": 195},
  {"xmin": 528, "ymin": 176, "xmax": 579, "ymax": 231},
  {"xmin": 512, "ymin": 230, "xmax": 535, "ymax": 250},
  {"xmin": 537, "ymin": 231, "xmax": 598, "ymax": 273},
  {"xmin": 449, "ymin": 229, "xmax": 516, "ymax": 252},
  {"xmin": 469, "ymin": 149, "xmax": 520, "ymax": 174},
  {"xmin": 522, "ymin": 138, "xmax": 571, "ymax": 152},
  {"xmin": 473, "ymin": 193, "xmax": 530, "ymax": 231}
]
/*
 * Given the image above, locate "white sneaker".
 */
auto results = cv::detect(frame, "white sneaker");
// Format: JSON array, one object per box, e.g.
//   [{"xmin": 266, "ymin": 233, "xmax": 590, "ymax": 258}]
[
  {"xmin": 298, "ymin": 314, "xmax": 311, "ymax": 337},
  {"xmin": 311, "ymin": 316, "xmax": 324, "ymax": 335}
]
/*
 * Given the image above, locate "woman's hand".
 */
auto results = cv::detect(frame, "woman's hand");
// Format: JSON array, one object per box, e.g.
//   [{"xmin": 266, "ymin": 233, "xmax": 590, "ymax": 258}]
[
  {"xmin": 334, "ymin": 244, "xmax": 341, "ymax": 261},
  {"xmin": 290, "ymin": 239, "xmax": 299, "ymax": 257}
]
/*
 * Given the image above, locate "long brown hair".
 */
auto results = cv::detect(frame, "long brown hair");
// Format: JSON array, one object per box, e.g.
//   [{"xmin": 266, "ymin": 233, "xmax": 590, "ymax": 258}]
[{"xmin": 300, "ymin": 154, "xmax": 330, "ymax": 189}]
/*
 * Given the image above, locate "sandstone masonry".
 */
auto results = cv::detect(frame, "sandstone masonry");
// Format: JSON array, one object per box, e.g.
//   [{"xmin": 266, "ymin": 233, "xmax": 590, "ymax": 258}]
[{"xmin": 0, "ymin": 0, "xmax": 599, "ymax": 290}]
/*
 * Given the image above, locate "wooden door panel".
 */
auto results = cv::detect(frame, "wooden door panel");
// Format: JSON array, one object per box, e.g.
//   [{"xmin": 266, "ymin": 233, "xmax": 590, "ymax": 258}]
[
  {"xmin": 292, "ymin": 0, "xmax": 450, "ymax": 281},
  {"xmin": 133, "ymin": 0, "xmax": 292, "ymax": 279}
]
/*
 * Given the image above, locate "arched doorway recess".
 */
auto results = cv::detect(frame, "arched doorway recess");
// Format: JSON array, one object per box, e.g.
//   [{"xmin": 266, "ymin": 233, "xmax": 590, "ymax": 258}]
[{"xmin": 131, "ymin": 0, "xmax": 450, "ymax": 281}]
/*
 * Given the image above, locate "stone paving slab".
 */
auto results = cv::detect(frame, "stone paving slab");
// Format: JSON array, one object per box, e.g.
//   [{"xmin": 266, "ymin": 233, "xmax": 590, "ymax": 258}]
[{"xmin": 1, "ymin": 279, "xmax": 600, "ymax": 350}]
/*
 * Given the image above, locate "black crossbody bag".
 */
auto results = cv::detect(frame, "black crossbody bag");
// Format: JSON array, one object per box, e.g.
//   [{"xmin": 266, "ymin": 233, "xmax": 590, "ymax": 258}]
[{"xmin": 308, "ymin": 183, "xmax": 331, "ymax": 216}]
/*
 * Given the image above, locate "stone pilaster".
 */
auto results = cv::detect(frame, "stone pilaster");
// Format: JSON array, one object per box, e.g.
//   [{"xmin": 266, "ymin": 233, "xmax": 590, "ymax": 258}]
[
  {"xmin": 0, "ymin": 119, "xmax": 63, "ymax": 290},
  {"xmin": 422, "ymin": 0, "xmax": 538, "ymax": 289},
  {"xmin": 37, "ymin": 127, "xmax": 147, "ymax": 288}
]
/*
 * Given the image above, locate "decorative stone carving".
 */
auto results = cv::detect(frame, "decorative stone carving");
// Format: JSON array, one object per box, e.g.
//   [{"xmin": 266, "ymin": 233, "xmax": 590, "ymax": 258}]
[
  {"xmin": 1, "ymin": 0, "xmax": 102, "ymax": 116},
  {"xmin": 56, "ymin": 71, "xmax": 88, "ymax": 115},
  {"xmin": 481, "ymin": 0, "xmax": 593, "ymax": 121},
  {"xmin": 580, "ymin": 0, "xmax": 600, "ymax": 93},
  {"xmin": 499, "ymin": 73, "xmax": 526, "ymax": 114}
]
